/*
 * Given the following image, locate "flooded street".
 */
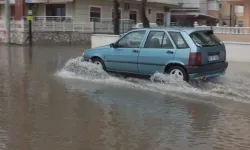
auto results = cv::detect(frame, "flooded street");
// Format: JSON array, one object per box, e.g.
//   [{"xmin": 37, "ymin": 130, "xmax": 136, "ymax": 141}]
[{"xmin": 0, "ymin": 44, "xmax": 250, "ymax": 150}]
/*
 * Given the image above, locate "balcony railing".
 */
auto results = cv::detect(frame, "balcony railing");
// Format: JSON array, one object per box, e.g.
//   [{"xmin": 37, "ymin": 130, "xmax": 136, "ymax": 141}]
[
  {"xmin": 0, "ymin": 17, "xmax": 134, "ymax": 34},
  {"xmin": 27, "ymin": 16, "xmax": 75, "ymax": 23}
]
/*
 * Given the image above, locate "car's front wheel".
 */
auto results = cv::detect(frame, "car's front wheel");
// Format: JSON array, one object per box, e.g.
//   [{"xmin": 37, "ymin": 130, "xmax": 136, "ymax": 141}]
[
  {"xmin": 91, "ymin": 58, "xmax": 106, "ymax": 70},
  {"xmin": 166, "ymin": 66, "xmax": 188, "ymax": 82}
]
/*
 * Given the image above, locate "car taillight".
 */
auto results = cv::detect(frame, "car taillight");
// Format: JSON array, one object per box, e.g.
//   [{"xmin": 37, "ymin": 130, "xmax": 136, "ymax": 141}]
[{"xmin": 189, "ymin": 52, "xmax": 201, "ymax": 66}]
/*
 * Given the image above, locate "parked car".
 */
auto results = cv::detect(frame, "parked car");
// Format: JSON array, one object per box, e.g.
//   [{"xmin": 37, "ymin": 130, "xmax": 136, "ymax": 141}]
[{"xmin": 82, "ymin": 28, "xmax": 228, "ymax": 81}]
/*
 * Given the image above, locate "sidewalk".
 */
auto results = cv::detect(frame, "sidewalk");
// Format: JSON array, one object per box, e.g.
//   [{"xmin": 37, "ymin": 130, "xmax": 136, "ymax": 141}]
[
  {"xmin": 225, "ymin": 43, "xmax": 250, "ymax": 62},
  {"xmin": 224, "ymin": 41, "xmax": 250, "ymax": 45}
]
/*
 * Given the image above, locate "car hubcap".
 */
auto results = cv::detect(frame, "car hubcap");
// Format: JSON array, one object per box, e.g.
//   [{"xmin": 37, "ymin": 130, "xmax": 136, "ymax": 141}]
[
  {"xmin": 169, "ymin": 69, "xmax": 184, "ymax": 81},
  {"xmin": 94, "ymin": 61, "xmax": 102, "ymax": 67}
]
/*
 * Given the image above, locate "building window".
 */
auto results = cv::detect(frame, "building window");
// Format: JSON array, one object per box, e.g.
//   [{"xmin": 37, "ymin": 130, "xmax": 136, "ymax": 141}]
[
  {"xmin": 156, "ymin": 13, "xmax": 164, "ymax": 26},
  {"xmin": 90, "ymin": 6, "xmax": 101, "ymax": 22},
  {"xmin": 144, "ymin": 31, "xmax": 174, "ymax": 49},
  {"xmin": 148, "ymin": 9, "xmax": 151, "ymax": 14},
  {"xmin": 117, "ymin": 30, "xmax": 146, "ymax": 48},
  {"xmin": 130, "ymin": 11, "xmax": 137, "ymax": 24},
  {"xmin": 168, "ymin": 32, "xmax": 189, "ymax": 49},
  {"xmin": 46, "ymin": 4, "xmax": 66, "ymax": 21}
]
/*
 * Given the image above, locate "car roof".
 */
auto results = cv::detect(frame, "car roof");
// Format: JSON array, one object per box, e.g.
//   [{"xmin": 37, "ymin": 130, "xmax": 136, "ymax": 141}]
[{"xmin": 130, "ymin": 27, "xmax": 212, "ymax": 34}]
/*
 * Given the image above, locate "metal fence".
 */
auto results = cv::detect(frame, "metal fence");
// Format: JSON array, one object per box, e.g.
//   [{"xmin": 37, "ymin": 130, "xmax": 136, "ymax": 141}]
[
  {"xmin": 92, "ymin": 19, "xmax": 134, "ymax": 34},
  {"xmin": 0, "ymin": 17, "xmax": 135, "ymax": 34},
  {"xmin": 2, "ymin": 19, "xmax": 250, "ymax": 35}
]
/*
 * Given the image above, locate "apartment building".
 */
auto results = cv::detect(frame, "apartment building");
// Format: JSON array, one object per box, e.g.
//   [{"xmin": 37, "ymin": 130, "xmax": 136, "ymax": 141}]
[
  {"xmin": 0, "ymin": 0, "xmax": 181, "ymax": 26},
  {"xmin": 226, "ymin": 0, "xmax": 250, "ymax": 27},
  {"xmin": 171, "ymin": 0, "xmax": 220, "ymax": 26},
  {"xmin": 219, "ymin": 0, "xmax": 244, "ymax": 26}
]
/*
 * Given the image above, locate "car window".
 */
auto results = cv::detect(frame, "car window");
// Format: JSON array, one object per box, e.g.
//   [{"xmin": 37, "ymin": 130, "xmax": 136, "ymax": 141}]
[
  {"xmin": 144, "ymin": 31, "xmax": 174, "ymax": 49},
  {"xmin": 168, "ymin": 32, "xmax": 189, "ymax": 49},
  {"xmin": 162, "ymin": 33, "xmax": 174, "ymax": 49},
  {"xmin": 190, "ymin": 31, "xmax": 222, "ymax": 47},
  {"xmin": 144, "ymin": 31, "xmax": 164, "ymax": 48},
  {"xmin": 117, "ymin": 30, "xmax": 146, "ymax": 48}
]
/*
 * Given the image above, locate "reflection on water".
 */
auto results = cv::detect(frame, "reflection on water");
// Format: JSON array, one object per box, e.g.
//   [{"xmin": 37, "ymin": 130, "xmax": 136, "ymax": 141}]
[{"xmin": 0, "ymin": 44, "xmax": 249, "ymax": 150}]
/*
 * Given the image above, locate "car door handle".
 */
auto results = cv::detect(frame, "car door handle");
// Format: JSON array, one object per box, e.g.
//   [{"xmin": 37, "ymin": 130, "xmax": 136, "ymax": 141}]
[
  {"xmin": 132, "ymin": 50, "xmax": 139, "ymax": 53},
  {"xmin": 166, "ymin": 50, "xmax": 174, "ymax": 54}
]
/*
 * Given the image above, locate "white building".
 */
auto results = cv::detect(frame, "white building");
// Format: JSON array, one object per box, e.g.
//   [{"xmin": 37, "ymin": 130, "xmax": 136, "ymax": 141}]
[
  {"xmin": 170, "ymin": 0, "xmax": 220, "ymax": 26},
  {"xmin": 0, "ymin": 0, "xmax": 181, "ymax": 26}
]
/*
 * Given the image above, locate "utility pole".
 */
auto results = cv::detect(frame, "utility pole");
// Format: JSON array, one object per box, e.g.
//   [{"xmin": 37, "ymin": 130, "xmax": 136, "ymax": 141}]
[
  {"xmin": 4, "ymin": 0, "xmax": 11, "ymax": 44},
  {"xmin": 113, "ymin": 0, "xmax": 120, "ymax": 35},
  {"xmin": 27, "ymin": 3, "xmax": 33, "ymax": 46}
]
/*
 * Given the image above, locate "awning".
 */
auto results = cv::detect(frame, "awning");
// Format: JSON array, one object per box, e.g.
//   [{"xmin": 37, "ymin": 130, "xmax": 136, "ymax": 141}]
[
  {"xmin": 172, "ymin": 13, "xmax": 219, "ymax": 21},
  {"xmin": 147, "ymin": 0, "xmax": 180, "ymax": 7},
  {"xmin": 194, "ymin": 13, "xmax": 219, "ymax": 20},
  {"xmin": 135, "ymin": 0, "xmax": 181, "ymax": 7}
]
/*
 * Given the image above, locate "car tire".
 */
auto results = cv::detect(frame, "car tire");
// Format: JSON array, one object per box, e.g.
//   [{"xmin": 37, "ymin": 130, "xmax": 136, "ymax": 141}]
[
  {"xmin": 166, "ymin": 66, "xmax": 188, "ymax": 82},
  {"xmin": 91, "ymin": 58, "xmax": 106, "ymax": 70}
]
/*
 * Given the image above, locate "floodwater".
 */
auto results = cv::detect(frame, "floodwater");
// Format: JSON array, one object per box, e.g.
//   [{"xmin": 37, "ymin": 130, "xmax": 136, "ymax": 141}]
[{"xmin": 0, "ymin": 44, "xmax": 250, "ymax": 150}]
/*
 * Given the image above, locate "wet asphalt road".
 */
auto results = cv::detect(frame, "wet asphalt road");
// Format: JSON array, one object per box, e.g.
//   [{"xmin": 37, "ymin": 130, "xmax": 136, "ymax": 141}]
[{"xmin": 0, "ymin": 44, "xmax": 250, "ymax": 150}]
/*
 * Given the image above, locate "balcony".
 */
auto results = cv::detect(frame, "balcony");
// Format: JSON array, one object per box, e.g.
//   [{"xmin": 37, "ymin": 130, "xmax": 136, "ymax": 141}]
[{"xmin": 134, "ymin": 0, "xmax": 181, "ymax": 6}]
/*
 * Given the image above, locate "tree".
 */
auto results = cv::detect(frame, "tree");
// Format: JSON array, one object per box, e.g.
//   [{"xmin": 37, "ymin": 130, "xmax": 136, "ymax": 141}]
[
  {"xmin": 113, "ymin": 0, "xmax": 120, "ymax": 35},
  {"xmin": 140, "ymin": 0, "xmax": 150, "ymax": 28}
]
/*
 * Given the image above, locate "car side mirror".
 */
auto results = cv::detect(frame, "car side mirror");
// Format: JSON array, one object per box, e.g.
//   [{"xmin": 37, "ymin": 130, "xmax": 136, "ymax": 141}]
[{"xmin": 110, "ymin": 43, "xmax": 117, "ymax": 48}]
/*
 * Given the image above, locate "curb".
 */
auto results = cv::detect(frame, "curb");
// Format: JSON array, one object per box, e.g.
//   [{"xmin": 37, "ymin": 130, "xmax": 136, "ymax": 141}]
[{"xmin": 223, "ymin": 41, "xmax": 250, "ymax": 45}]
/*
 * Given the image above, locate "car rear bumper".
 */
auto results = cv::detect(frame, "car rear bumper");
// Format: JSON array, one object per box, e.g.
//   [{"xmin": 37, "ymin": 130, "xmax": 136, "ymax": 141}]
[{"xmin": 186, "ymin": 61, "xmax": 228, "ymax": 80}]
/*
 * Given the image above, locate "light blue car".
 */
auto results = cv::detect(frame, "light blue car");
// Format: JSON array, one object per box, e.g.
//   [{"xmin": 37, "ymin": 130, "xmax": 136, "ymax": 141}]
[{"xmin": 82, "ymin": 28, "xmax": 228, "ymax": 81}]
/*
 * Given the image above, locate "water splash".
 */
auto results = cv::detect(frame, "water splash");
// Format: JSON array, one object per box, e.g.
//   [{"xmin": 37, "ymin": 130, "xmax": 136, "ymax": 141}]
[
  {"xmin": 55, "ymin": 57, "xmax": 250, "ymax": 104},
  {"xmin": 63, "ymin": 57, "xmax": 109, "ymax": 79}
]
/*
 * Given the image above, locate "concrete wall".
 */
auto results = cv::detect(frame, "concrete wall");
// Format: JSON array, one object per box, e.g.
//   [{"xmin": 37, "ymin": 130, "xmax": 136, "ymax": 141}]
[
  {"xmin": 66, "ymin": 2, "xmax": 75, "ymax": 16},
  {"xmin": 200, "ymin": 0, "xmax": 208, "ymax": 14},
  {"xmin": 208, "ymin": 0, "xmax": 220, "ymax": 11},
  {"xmin": 3, "ymin": 30, "xmax": 91, "ymax": 45},
  {"xmin": 225, "ymin": 44, "xmax": 250, "ymax": 62},
  {"xmin": 208, "ymin": 10, "xmax": 219, "ymax": 18},
  {"xmin": 181, "ymin": 0, "xmax": 200, "ymax": 8},
  {"xmin": 220, "ymin": 0, "xmax": 231, "ymax": 25},
  {"xmin": 74, "ymin": 0, "xmax": 166, "ymax": 23},
  {"xmin": 91, "ymin": 34, "xmax": 119, "ymax": 48}
]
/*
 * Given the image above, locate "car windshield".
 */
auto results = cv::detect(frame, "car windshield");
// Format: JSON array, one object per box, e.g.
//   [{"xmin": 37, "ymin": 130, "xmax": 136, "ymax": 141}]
[{"xmin": 190, "ymin": 30, "xmax": 222, "ymax": 47}]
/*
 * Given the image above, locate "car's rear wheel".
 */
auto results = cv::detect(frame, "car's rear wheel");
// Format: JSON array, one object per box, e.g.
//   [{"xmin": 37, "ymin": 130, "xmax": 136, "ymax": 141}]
[
  {"xmin": 166, "ymin": 66, "xmax": 188, "ymax": 82},
  {"xmin": 91, "ymin": 58, "xmax": 106, "ymax": 70}
]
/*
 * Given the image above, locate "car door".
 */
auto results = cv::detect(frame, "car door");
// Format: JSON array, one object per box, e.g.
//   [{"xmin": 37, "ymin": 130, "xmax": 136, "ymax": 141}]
[
  {"xmin": 105, "ymin": 30, "xmax": 147, "ymax": 73},
  {"xmin": 168, "ymin": 31, "xmax": 191, "ymax": 66},
  {"xmin": 138, "ymin": 30, "xmax": 176, "ymax": 75}
]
